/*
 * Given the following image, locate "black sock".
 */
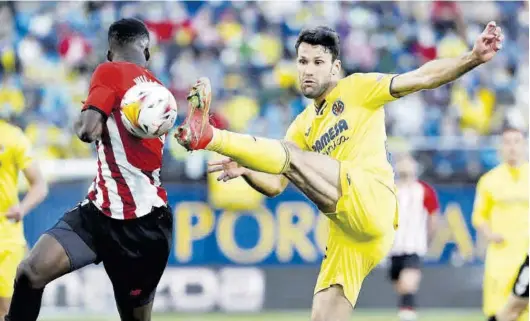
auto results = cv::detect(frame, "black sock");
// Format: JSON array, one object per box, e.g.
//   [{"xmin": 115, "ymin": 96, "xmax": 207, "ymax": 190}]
[
  {"xmin": 488, "ymin": 316, "xmax": 497, "ymax": 321},
  {"xmin": 5, "ymin": 274, "xmax": 44, "ymax": 321},
  {"xmin": 399, "ymin": 293, "xmax": 416, "ymax": 310}
]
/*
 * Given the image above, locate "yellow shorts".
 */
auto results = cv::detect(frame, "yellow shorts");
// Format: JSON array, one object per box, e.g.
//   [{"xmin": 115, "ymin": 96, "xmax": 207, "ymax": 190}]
[
  {"xmin": 0, "ymin": 246, "xmax": 26, "ymax": 298},
  {"xmin": 483, "ymin": 253, "xmax": 528, "ymax": 318},
  {"xmin": 314, "ymin": 165, "xmax": 398, "ymax": 307}
]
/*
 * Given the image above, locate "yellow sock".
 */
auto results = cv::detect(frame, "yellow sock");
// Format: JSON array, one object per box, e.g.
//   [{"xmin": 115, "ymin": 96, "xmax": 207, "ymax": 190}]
[{"xmin": 206, "ymin": 128, "xmax": 291, "ymax": 174}]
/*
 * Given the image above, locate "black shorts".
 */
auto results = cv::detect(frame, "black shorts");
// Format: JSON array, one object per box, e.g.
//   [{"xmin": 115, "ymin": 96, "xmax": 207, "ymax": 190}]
[
  {"xmin": 512, "ymin": 255, "xmax": 529, "ymax": 298},
  {"xmin": 45, "ymin": 200, "xmax": 173, "ymax": 308},
  {"xmin": 389, "ymin": 254, "xmax": 421, "ymax": 281}
]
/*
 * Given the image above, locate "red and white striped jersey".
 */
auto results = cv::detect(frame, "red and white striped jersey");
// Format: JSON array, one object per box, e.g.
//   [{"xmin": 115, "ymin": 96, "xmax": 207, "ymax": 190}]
[
  {"xmin": 82, "ymin": 62, "xmax": 168, "ymax": 220},
  {"xmin": 390, "ymin": 180, "xmax": 439, "ymax": 256}
]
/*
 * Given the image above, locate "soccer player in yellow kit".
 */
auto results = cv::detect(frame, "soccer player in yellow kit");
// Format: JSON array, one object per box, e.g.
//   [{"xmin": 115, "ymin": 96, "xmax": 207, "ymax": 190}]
[
  {"xmin": 0, "ymin": 120, "xmax": 48, "ymax": 319},
  {"xmin": 472, "ymin": 127, "xmax": 528, "ymax": 321},
  {"xmin": 176, "ymin": 22, "xmax": 504, "ymax": 320}
]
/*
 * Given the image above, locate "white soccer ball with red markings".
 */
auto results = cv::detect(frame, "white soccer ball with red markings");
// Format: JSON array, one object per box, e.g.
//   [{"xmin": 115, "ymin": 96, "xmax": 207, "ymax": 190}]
[{"xmin": 120, "ymin": 82, "xmax": 178, "ymax": 139}]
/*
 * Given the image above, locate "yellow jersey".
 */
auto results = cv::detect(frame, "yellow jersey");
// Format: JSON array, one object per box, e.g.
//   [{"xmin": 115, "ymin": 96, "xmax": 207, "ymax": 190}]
[
  {"xmin": 0, "ymin": 120, "xmax": 34, "ymax": 247},
  {"xmin": 285, "ymin": 73, "xmax": 398, "ymax": 189},
  {"xmin": 472, "ymin": 163, "xmax": 529, "ymax": 256}
]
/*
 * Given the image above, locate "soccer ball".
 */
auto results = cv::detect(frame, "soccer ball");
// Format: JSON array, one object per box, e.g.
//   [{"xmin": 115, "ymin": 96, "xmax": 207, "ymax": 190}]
[{"xmin": 120, "ymin": 82, "xmax": 178, "ymax": 139}]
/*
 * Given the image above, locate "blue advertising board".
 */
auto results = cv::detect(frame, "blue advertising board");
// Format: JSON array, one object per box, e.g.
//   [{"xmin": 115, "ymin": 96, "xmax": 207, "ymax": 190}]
[{"xmin": 24, "ymin": 182, "xmax": 484, "ymax": 266}]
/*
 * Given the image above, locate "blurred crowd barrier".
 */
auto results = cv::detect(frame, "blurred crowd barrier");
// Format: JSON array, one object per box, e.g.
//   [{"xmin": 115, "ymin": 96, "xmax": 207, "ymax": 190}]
[
  {"xmin": 29, "ymin": 180, "xmax": 485, "ymax": 313},
  {"xmin": 0, "ymin": 1, "xmax": 528, "ymax": 183},
  {"xmin": 25, "ymin": 182, "xmax": 488, "ymax": 266}
]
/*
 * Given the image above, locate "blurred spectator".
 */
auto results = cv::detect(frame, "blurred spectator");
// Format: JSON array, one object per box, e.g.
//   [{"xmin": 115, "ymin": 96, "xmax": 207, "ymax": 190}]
[
  {"xmin": 220, "ymin": 89, "xmax": 259, "ymax": 133},
  {"xmin": 0, "ymin": 1, "xmax": 526, "ymax": 183},
  {"xmin": 0, "ymin": 74, "xmax": 24, "ymax": 118}
]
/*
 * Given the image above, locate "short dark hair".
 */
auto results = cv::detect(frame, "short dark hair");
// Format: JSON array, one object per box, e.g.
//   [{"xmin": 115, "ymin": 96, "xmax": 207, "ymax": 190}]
[
  {"xmin": 502, "ymin": 125, "xmax": 526, "ymax": 136},
  {"xmin": 108, "ymin": 18, "xmax": 149, "ymax": 49},
  {"xmin": 295, "ymin": 26, "xmax": 340, "ymax": 61}
]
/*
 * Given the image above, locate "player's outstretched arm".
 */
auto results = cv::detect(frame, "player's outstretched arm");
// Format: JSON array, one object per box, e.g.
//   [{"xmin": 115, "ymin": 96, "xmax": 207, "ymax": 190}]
[
  {"xmin": 74, "ymin": 109, "xmax": 105, "ymax": 143},
  {"xmin": 5, "ymin": 131, "xmax": 48, "ymax": 222},
  {"xmin": 208, "ymin": 158, "xmax": 289, "ymax": 197},
  {"xmin": 389, "ymin": 21, "xmax": 503, "ymax": 98},
  {"xmin": 472, "ymin": 176, "xmax": 504, "ymax": 244},
  {"xmin": 6, "ymin": 162, "xmax": 48, "ymax": 222}
]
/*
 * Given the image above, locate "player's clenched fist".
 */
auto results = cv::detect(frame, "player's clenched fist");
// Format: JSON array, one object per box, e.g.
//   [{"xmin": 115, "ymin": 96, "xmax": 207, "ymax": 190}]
[
  {"xmin": 5, "ymin": 205, "xmax": 25, "ymax": 222},
  {"xmin": 472, "ymin": 21, "xmax": 504, "ymax": 63},
  {"xmin": 208, "ymin": 158, "xmax": 248, "ymax": 182}
]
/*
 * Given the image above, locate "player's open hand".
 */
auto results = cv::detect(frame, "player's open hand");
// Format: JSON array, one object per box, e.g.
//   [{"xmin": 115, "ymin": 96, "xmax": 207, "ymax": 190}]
[
  {"xmin": 5, "ymin": 205, "xmax": 25, "ymax": 223},
  {"xmin": 472, "ymin": 21, "xmax": 504, "ymax": 63},
  {"xmin": 208, "ymin": 158, "xmax": 248, "ymax": 182}
]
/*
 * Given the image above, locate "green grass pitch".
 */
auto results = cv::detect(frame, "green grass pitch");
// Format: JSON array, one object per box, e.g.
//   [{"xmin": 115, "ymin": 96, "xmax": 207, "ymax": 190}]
[{"xmin": 41, "ymin": 309, "xmax": 484, "ymax": 321}]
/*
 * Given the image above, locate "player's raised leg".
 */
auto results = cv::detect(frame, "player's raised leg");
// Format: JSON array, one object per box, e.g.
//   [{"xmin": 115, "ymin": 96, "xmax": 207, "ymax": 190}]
[
  {"xmin": 177, "ymin": 78, "xmax": 294, "ymax": 175},
  {"xmin": 178, "ymin": 78, "xmax": 396, "ymax": 237},
  {"xmin": 5, "ymin": 203, "xmax": 99, "ymax": 321},
  {"xmin": 282, "ymin": 142, "xmax": 342, "ymax": 213},
  {"xmin": 176, "ymin": 78, "xmax": 341, "ymax": 213}
]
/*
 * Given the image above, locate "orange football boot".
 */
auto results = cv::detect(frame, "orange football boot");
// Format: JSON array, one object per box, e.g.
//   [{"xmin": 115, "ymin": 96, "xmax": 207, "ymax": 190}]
[{"xmin": 174, "ymin": 77, "xmax": 213, "ymax": 150}]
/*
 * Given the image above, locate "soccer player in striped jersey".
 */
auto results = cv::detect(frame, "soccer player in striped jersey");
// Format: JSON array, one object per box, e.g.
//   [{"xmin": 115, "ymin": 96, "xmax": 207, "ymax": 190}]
[
  {"xmin": 5, "ymin": 19, "xmax": 173, "ymax": 321},
  {"xmin": 389, "ymin": 153, "xmax": 439, "ymax": 321},
  {"xmin": 0, "ymin": 120, "xmax": 48, "ymax": 319}
]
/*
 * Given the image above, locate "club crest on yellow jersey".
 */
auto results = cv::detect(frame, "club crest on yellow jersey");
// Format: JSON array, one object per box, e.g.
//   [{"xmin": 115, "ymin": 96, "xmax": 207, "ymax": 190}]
[{"xmin": 332, "ymin": 99, "xmax": 344, "ymax": 116}]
